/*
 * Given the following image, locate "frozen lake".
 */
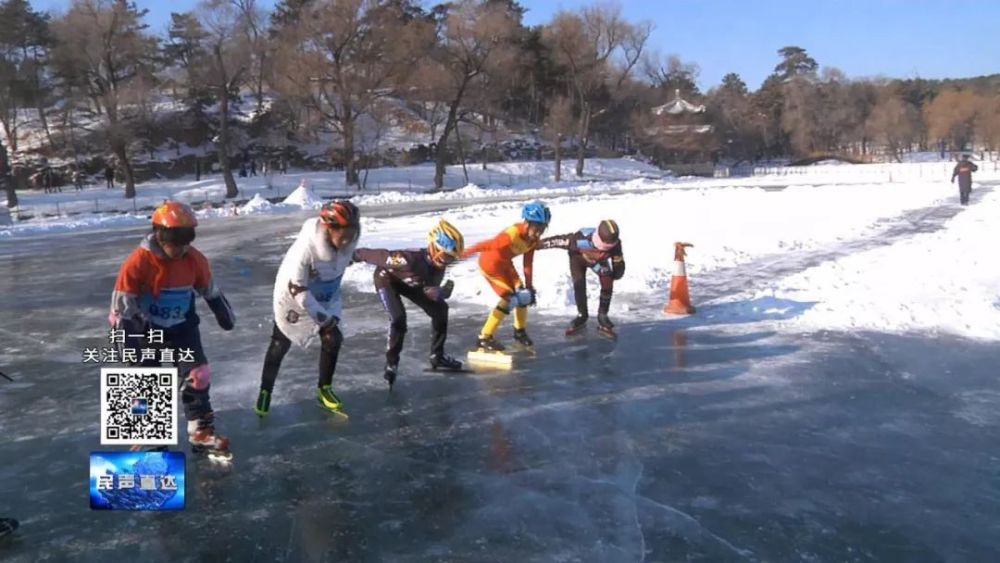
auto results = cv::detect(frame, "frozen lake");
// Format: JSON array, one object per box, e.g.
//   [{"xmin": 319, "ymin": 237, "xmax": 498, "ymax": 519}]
[{"xmin": 1, "ymin": 196, "xmax": 999, "ymax": 562}]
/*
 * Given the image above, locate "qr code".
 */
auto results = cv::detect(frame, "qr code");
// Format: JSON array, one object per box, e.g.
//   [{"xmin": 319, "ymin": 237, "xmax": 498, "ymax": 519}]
[{"xmin": 100, "ymin": 368, "xmax": 178, "ymax": 446}]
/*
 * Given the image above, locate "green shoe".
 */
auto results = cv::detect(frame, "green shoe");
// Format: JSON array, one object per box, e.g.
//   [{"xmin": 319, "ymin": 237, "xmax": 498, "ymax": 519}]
[
  {"xmin": 316, "ymin": 385, "xmax": 343, "ymax": 412},
  {"xmin": 253, "ymin": 389, "xmax": 271, "ymax": 417}
]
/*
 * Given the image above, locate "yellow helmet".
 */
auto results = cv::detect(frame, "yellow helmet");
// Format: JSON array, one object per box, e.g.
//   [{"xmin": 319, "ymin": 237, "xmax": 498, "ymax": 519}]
[{"xmin": 427, "ymin": 219, "xmax": 464, "ymax": 259}]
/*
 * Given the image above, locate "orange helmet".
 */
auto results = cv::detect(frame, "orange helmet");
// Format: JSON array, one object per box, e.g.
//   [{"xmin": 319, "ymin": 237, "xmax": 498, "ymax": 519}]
[
  {"xmin": 152, "ymin": 201, "xmax": 198, "ymax": 228},
  {"xmin": 319, "ymin": 200, "xmax": 360, "ymax": 229}
]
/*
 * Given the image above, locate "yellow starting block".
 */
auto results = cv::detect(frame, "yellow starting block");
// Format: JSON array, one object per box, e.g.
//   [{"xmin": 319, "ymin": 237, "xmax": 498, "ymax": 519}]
[{"xmin": 467, "ymin": 348, "xmax": 513, "ymax": 369}]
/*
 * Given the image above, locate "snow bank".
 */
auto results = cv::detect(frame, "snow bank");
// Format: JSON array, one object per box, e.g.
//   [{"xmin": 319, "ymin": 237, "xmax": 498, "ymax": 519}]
[
  {"xmin": 241, "ymin": 193, "xmax": 274, "ymax": 214},
  {"xmin": 751, "ymin": 188, "xmax": 1000, "ymax": 340},
  {"xmin": 282, "ymin": 185, "xmax": 324, "ymax": 209},
  {"xmin": 0, "ymin": 213, "xmax": 148, "ymax": 240}
]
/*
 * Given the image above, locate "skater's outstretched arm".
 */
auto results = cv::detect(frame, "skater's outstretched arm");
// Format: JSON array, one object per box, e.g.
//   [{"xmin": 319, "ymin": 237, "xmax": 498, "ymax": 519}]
[
  {"xmin": 537, "ymin": 234, "xmax": 573, "ymax": 250},
  {"xmin": 463, "ymin": 230, "xmax": 512, "ymax": 257},
  {"xmin": 353, "ymin": 248, "xmax": 408, "ymax": 270}
]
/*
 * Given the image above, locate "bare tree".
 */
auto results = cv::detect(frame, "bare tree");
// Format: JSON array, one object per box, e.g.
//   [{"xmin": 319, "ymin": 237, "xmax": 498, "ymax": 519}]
[
  {"xmin": 866, "ymin": 91, "xmax": 919, "ymax": 162},
  {"xmin": 191, "ymin": 0, "xmax": 253, "ymax": 198},
  {"xmin": 53, "ymin": 0, "xmax": 158, "ymax": 198},
  {"xmin": 705, "ymin": 72, "xmax": 762, "ymax": 163},
  {"xmin": 231, "ymin": 0, "xmax": 270, "ymax": 117},
  {"xmin": 923, "ymin": 88, "xmax": 980, "ymax": 152},
  {"xmin": 273, "ymin": 0, "xmax": 430, "ymax": 187},
  {"xmin": 422, "ymin": 0, "xmax": 519, "ymax": 191},
  {"xmin": 780, "ymin": 75, "xmax": 822, "ymax": 155},
  {"xmin": 644, "ymin": 52, "xmax": 699, "ymax": 96},
  {"xmin": 976, "ymin": 94, "xmax": 1000, "ymax": 159},
  {"xmin": 543, "ymin": 3, "xmax": 650, "ymax": 177},
  {"xmin": 406, "ymin": 60, "xmax": 451, "ymax": 144},
  {"xmin": 0, "ymin": 0, "xmax": 53, "ymax": 168},
  {"xmin": 543, "ymin": 95, "xmax": 574, "ymax": 181}
]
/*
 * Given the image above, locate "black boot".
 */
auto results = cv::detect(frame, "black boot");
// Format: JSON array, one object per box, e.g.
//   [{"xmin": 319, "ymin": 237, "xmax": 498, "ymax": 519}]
[
  {"xmin": 597, "ymin": 314, "xmax": 617, "ymax": 339},
  {"xmin": 383, "ymin": 363, "xmax": 398, "ymax": 387},
  {"xmin": 566, "ymin": 314, "xmax": 588, "ymax": 336},
  {"xmin": 477, "ymin": 335, "xmax": 505, "ymax": 352},
  {"xmin": 429, "ymin": 353, "xmax": 463, "ymax": 371},
  {"xmin": 513, "ymin": 328, "xmax": 534, "ymax": 347}
]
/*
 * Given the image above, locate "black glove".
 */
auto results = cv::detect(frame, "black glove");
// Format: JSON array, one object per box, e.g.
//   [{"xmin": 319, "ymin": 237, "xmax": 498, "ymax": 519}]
[
  {"xmin": 526, "ymin": 286, "xmax": 537, "ymax": 306},
  {"xmin": 316, "ymin": 312, "xmax": 339, "ymax": 329},
  {"xmin": 611, "ymin": 259, "xmax": 625, "ymax": 281},
  {"xmin": 206, "ymin": 293, "xmax": 235, "ymax": 331},
  {"xmin": 424, "ymin": 280, "xmax": 455, "ymax": 302}
]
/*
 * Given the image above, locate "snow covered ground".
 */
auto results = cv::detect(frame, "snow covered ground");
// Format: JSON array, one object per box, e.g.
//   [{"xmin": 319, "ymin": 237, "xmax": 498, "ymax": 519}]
[
  {"xmin": 344, "ymin": 180, "xmax": 961, "ymax": 322},
  {"xmin": 739, "ymin": 185, "xmax": 1000, "ymax": 339},
  {"xmin": 0, "ymin": 157, "xmax": 665, "ymax": 225},
  {"xmin": 3, "ymin": 157, "xmax": 999, "ymax": 343}
]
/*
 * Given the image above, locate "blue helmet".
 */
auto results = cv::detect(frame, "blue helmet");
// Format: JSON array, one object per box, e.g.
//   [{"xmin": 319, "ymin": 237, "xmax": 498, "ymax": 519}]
[{"xmin": 521, "ymin": 201, "xmax": 551, "ymax": 225}]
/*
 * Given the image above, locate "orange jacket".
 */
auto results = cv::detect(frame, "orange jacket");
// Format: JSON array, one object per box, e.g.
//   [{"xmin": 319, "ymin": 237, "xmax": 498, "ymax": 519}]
[
  {"xmin": 464, "ymin": 222, "xmax": 538, "ymax": 287},
  {"xmin": 111, "ymin": 234, "xmax": 220, "ymax": 327}
]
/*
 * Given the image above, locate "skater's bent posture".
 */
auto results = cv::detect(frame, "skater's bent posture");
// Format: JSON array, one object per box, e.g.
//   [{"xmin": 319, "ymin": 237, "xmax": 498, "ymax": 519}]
[
  {"xmin": 539, "ymin": 219, "xmax": 625, "ymax": 338},
  {"xmin": 254, "ymin": 201, "xmax": 360, "ymax": 417},
  {"xmin": 110, "ymin": 201, "xmax": 236, "ymax": 458},
  {"xmin": 463, "ymin": 201, "xmax": 551, "ymax": 352},
  {"xmin": 353, "ymin": 219, "xmax": 465, "ymax": 386}
]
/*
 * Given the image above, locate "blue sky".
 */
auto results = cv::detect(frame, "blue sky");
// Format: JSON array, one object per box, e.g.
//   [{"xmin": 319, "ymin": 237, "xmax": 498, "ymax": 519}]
[{"xmin": 30, "ymin": 0, "xmax": 999, "ymax": 90}]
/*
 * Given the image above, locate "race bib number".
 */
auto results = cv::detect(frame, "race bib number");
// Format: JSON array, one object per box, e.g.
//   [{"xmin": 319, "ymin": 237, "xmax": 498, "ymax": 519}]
[{"xmin": 140, "ymin": 289, "xmax": 192, "ymax": 326}]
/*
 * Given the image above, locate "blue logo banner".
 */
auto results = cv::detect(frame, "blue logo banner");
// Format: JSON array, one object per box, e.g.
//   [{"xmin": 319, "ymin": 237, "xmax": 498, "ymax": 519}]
[{"xmin": 89, "ymin": 451, "xmax": 185, "ymax": 511}]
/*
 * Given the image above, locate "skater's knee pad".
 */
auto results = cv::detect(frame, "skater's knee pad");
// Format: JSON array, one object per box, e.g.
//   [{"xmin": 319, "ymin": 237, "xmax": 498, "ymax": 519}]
[
  {"xmin": 187, "ymin": 364, "xmax": 211, "ymax": 390},
  {"xmin": 495, "ymin": 298, "xmax": 511, "ymax": 315},
  {"xmin": 320, "ymin": 324, "xmax": 343, "ymax": 349}
]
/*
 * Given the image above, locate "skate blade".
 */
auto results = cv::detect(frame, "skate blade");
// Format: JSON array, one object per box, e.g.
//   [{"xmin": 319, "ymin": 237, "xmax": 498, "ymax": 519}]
[
  {"xmin": 467, "ymin": 349, "xmax": 513, "ymax": 369},
  {"xmin": 424, "ymin": 367, "xmax": 476, "ymax": 374},
  {"xmin": 597, "ymin": 329, "xmax": 618, "ymax": 340},
  {"xmin": 512, "ymin": 342, "xmax": 537, "ymax": 356},
  {"xmin": 191, "ymin": 445, "xmax": 233, "ymax": 464},
  {"xmin": 316, "ymin": 401, "xmax": 350, "ymax": 419}
]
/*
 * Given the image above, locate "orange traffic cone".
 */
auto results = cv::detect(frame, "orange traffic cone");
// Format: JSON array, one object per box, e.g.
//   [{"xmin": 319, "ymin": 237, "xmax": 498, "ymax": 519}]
[{"xmin": 663, "ymin": 242, "xmax": 696, "ymax": 315}]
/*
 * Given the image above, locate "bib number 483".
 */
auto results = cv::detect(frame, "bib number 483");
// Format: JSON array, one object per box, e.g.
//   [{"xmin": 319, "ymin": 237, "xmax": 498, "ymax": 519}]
[{"xmin": 149, "ymin": 303, "xmax": 184, "ymax": 321}]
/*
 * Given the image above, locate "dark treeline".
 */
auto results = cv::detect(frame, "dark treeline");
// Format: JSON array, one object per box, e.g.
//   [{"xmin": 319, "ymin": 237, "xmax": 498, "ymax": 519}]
[{"xmin": 1, "ymin": 0, "xmax": 998, "ymax": 203}]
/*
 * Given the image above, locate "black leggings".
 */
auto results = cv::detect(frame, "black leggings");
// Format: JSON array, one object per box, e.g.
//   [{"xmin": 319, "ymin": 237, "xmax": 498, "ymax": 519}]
[
  {"xmin": 377, "ymin": 280, "xmax": 448, "ymax": 365},
  {"xmin": 259, "ymin": 321, "xmax": 343, "ymax": 392},
  {"xmin": 569, "ymin": 253, "xmax": 614, "ymax": 318}
]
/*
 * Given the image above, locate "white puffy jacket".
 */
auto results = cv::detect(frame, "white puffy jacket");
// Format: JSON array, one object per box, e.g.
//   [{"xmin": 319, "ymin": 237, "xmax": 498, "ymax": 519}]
[{"xmin": 273, "ymin": 217, "xmax": 357, "ymax": 348}]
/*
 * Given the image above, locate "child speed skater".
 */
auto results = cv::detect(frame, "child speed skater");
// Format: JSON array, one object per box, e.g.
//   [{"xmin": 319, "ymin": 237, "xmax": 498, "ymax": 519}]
[
  {"xmin": 110, "ymin": 201, "xmax": 236, "ymax": 460},
  {"xmin": 353, "ymin": 219, "xmax": 466, "ymax": 387},
  {"xmin": 538, "ymin": 219, "xmax": 625, "ymax": 338},
  {"xmin": 254, "ymin": 200, "xmax": 360, "ymax": 417},
  {"xmin": 463, "ymin": 201, "xmax": 551, "ymax": 352}
]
